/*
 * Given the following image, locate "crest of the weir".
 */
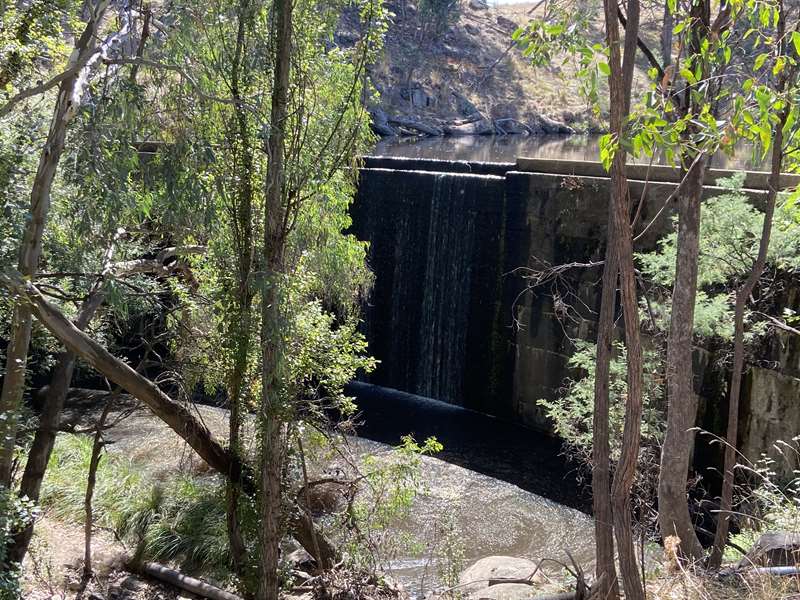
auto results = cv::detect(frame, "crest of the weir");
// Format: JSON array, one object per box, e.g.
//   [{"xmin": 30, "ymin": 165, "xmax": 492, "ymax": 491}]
[{"xmin": 351, "ymin": 156, "xmax": 800, "ymax": 472}]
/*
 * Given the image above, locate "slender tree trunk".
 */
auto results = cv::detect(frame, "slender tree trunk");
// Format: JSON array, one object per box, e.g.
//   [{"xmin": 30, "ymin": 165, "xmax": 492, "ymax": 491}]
[
  {"xmin": 707, "ymin": 56, "xmax": 793, "ymax": 570},
  {"xmin": 661, "ymin": 3, "xmax": 673, "ymax": 67},
  {"xmin": 602, "ymin": 1, "xmax": 645, "ymax": 598},
  {"xmin": 657, "ymin": 0, "xmax": 711, "ymax": 564},
  {"xmin": 592, "ymin": 245, "xmax": 620, "ymax": 600},
  {"xmin": 657, "ymin": 156, "xmax": 707, "ymax": 563},
  {"xmin": 259, "ymin": 0, "xmax": 293, "ymax": 595},
  {"xmin": 84, "ymin": 398, "xmax": 113, "ymax": 577},
  {"xmin": 0, "ymin": 1, "xmax": 109, "ymax": 486},
  {"xmin": 226, "ymin": 0, "xmax": 256, "ymax": 576}
]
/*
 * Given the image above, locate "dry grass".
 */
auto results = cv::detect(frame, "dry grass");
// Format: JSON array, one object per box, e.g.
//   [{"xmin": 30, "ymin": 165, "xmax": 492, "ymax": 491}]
[{"xmin": 646, "ymin": 569, "xmax": 800, "ymax": 600}]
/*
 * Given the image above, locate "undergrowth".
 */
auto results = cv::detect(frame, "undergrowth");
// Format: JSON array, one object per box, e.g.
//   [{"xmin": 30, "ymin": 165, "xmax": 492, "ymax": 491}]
[{"xmin": 39, "ymin": 434, "xmax": 239, "ymax": 584}]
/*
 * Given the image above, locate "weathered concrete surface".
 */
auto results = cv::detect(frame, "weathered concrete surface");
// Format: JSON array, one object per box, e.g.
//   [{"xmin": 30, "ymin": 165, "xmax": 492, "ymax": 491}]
[{"xmin": 351, "ymin": 157, "xmax": 800, "ymax": 481}]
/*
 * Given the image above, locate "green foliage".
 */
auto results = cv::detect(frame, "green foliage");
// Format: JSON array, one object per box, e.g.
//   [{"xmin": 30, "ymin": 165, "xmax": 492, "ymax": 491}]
[
  {"xmin": 343, "ymin": 436, "xmax": 443, "ymax": 572},
  {"xmin": 0, "ymin": 488, "xmax": 38, "ymax": 600},
  {"xmin": 637, "ymin": 174, "xmax": 800, "ymax": 340},
  {"xmin": 512, "ymin": 5, "xmax": 606, "ymax": 114},
  {"xmin": 537, "ymin": 340, "xmax": 664, "ymax": 462},
  {"xmin": 40, "ymin": 434, "xmax": 249, "ymax": 586},
  {"xmin": 726, "ymin": 437, "xmax": 800, "ymax": 561}
]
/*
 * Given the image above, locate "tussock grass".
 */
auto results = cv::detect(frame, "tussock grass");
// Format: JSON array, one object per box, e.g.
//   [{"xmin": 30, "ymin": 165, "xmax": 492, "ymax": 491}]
[{"xmin": 39, "ymin": 434, "xmax": 237, "ymax": 581}]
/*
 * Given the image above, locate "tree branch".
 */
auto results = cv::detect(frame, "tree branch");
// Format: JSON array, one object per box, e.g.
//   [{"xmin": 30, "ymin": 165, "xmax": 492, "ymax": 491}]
[{"xmin": 617, "ymin": 6, "xmax": 665, "ymax": 81}]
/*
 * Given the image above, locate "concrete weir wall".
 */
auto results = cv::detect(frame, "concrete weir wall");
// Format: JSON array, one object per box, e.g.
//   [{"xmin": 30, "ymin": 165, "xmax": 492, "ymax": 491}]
[{"xmin": 351, "ymin": 156, "xmax": 800, "ymax": 477}]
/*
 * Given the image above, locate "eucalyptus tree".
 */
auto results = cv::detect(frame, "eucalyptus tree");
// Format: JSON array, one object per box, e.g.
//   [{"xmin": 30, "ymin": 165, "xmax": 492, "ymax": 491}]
[
  {"xmin": 0, "ymin": 0, "xmax": 114, "ymax": 487},
  {"xmin": 708, "ymin": 0, "xmax": 800, "ymax": 568},
  {"xmin": 597, "ymin": 1, "xmax": 647, "ymax": 595},
  {"xmin": 124, "ymin": 0, "xmax": 386, "ymax": 595}
]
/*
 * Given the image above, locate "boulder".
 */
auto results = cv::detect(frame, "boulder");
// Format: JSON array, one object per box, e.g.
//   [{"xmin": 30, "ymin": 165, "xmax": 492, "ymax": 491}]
[
  {"xmin": 459, "ymin": 556, "xmax": 547, "ymax": 600},
  {"xmin": 495, "ymin": 15, "xmax": 518, "ymax": 33},
  {"xmin": 469, "ymin": 0, "xmax": 488, "ymax": 9},
  {"xmin": 370, "ymin": 108, "xmax": 397, "ymax": 136},
  {"xmin": 453, "ymin": 91, "xmax": 480, "ymax": 117},
  {"xmin": 445, "ymin": 118, "xmax": 494, "ymax": 136},
  {"xmin": 533, "ymin": 114, "xmax": 575, "ymax": 135},
  {"xmin": 494, "ymin": 118, "xmax": 531, "ymax": 135},
  {"xmin": 737, "ymin": 532, "xmax": 800, "ymax": 568}
]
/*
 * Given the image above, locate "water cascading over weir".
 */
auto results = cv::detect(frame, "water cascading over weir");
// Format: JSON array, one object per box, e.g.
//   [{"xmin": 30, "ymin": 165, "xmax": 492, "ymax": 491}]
[{"xmin": 350, "ymin": 155, "xmax": 800, "ymax": 479}]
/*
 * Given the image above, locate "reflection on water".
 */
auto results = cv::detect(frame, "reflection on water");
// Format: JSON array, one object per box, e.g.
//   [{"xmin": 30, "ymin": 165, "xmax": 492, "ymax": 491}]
[{"xmin": 372, "ymin": 134, "xmax": 764, "ymax": 170}]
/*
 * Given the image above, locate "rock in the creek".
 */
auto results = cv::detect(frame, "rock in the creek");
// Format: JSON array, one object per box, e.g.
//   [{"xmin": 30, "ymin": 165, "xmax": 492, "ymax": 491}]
[
  {"xmin": 532, "ymin": 114, "xmax": 575, "ymax": 135},
  {"xmin": 445, "ymin": 118, "xmax": 494, "ymax": 136},
  {"xmin": 737, "ymin": 532, "xmax": 800, "ymax": 568},
  {"xmin": 370, "ymin": 107, "xmax": 397, "ymax": 136},
  {"xmin": 453, "ymin": 91, "xmax": 481, "ymax": 118},
  {"xmin": 459, "ymin": 556, "xmax": 547, "ymax": 600}
]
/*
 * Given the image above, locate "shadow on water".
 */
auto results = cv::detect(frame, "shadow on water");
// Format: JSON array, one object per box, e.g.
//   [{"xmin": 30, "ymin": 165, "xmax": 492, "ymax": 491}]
[{"xmin": 347, "ymin": 381, "xmax": 591, "ymax": 513}]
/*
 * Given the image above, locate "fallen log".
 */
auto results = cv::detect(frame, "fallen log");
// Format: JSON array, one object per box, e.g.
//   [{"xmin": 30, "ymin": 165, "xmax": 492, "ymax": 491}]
[{"xmin": 141, "ymin": 562, "xmax": 243, "ymax": 600}]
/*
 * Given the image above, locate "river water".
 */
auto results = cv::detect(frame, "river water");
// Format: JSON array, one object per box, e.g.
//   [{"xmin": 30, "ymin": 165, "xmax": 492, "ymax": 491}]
[
  {"xmin": 373, "ymin": 134, "xmax": 763, "ymax": 170},
  {"xmin": 348, "ymin": 383, "xmax": 595, "ymax": 596}
]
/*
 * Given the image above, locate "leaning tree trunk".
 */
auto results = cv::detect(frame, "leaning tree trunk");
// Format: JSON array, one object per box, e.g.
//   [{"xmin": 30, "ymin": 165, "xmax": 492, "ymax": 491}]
[
  {"xmin": 0, "ymin": 271, "xmax": 246, "ymax": 484},
  {"xmin": 657, "ymin": 156, "xmax": 707, "ymax": 563},
  {"xmin": 601, "ymin": 0, "xmax": 645, "ymax": 598},
  {"xmin": 0, "ymin": 1, "xmax": 110, "ymax": 486},
  {"xmin": 708, "ymin": 67, "xmax": 792, "ymax": 569},
  {"xmin": 8, "ymin": 233, "xmax": 120, "ymax": 564},
  {"xmin": 8, "ymin": 289, "xmax": 106, "ymax": 563},
  {"xmin": 259, "ymin": 0, "xmax": 293, "ymax": 596}
]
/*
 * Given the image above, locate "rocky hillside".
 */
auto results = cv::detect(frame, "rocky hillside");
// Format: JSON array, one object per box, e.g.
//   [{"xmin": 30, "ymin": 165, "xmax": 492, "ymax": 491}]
[{"xmin": 342, "ymin": 0, "xmax": 660, "ymax": 136}]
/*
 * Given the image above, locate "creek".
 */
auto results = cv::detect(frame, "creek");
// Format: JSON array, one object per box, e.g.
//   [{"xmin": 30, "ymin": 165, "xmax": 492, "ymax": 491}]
[{"xmin": 348, "ymin": 383, "xmax": 595, "ymax": 596}]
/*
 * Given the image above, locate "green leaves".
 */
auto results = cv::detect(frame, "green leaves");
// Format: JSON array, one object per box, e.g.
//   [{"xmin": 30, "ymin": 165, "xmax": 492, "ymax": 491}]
[{"xmin": 598, "ymin": 133, "xmax": 619, "ymax": 171}]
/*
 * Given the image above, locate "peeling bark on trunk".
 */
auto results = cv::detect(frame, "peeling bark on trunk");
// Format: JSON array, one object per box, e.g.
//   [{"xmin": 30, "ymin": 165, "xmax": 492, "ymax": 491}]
[
  {"xmin": 0, "ymin": 1, "xmax": 110, "ymax": 486},
  {"xmin": 600, "ymin": 1, "xmax": 644, "ymax": 598},
  {"xmin": 592, "ymin": 225, "xmax": 620, "ymax": 600}
]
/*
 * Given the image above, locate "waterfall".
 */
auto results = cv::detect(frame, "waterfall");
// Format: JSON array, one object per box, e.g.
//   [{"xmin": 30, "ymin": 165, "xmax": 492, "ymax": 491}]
[
  {"xmin": 417, "ymin": 174, "xmax": 476, "ymax": 404},
  {"xmin": 352, "ymin": 166, "xmax": 506, "ymax": 408}
]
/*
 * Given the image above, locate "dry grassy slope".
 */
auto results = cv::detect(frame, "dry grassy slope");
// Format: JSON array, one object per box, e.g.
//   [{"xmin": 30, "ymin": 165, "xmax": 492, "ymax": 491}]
[{"xmin": 362, "ymin": 0, "xmax": 662, "ymax": 132}]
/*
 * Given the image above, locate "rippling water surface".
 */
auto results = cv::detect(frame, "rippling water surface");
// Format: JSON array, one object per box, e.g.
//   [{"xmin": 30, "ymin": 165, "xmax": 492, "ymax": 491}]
[{"xmin": 348, "ymin": 438, "xmax": 594, "ymax": 595}]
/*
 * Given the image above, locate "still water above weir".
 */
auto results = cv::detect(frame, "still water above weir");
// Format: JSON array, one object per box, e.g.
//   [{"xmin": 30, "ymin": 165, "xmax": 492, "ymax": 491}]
[{"xmin": 373, "ymin": 134, "xmax": 761, "ymax": 169}]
